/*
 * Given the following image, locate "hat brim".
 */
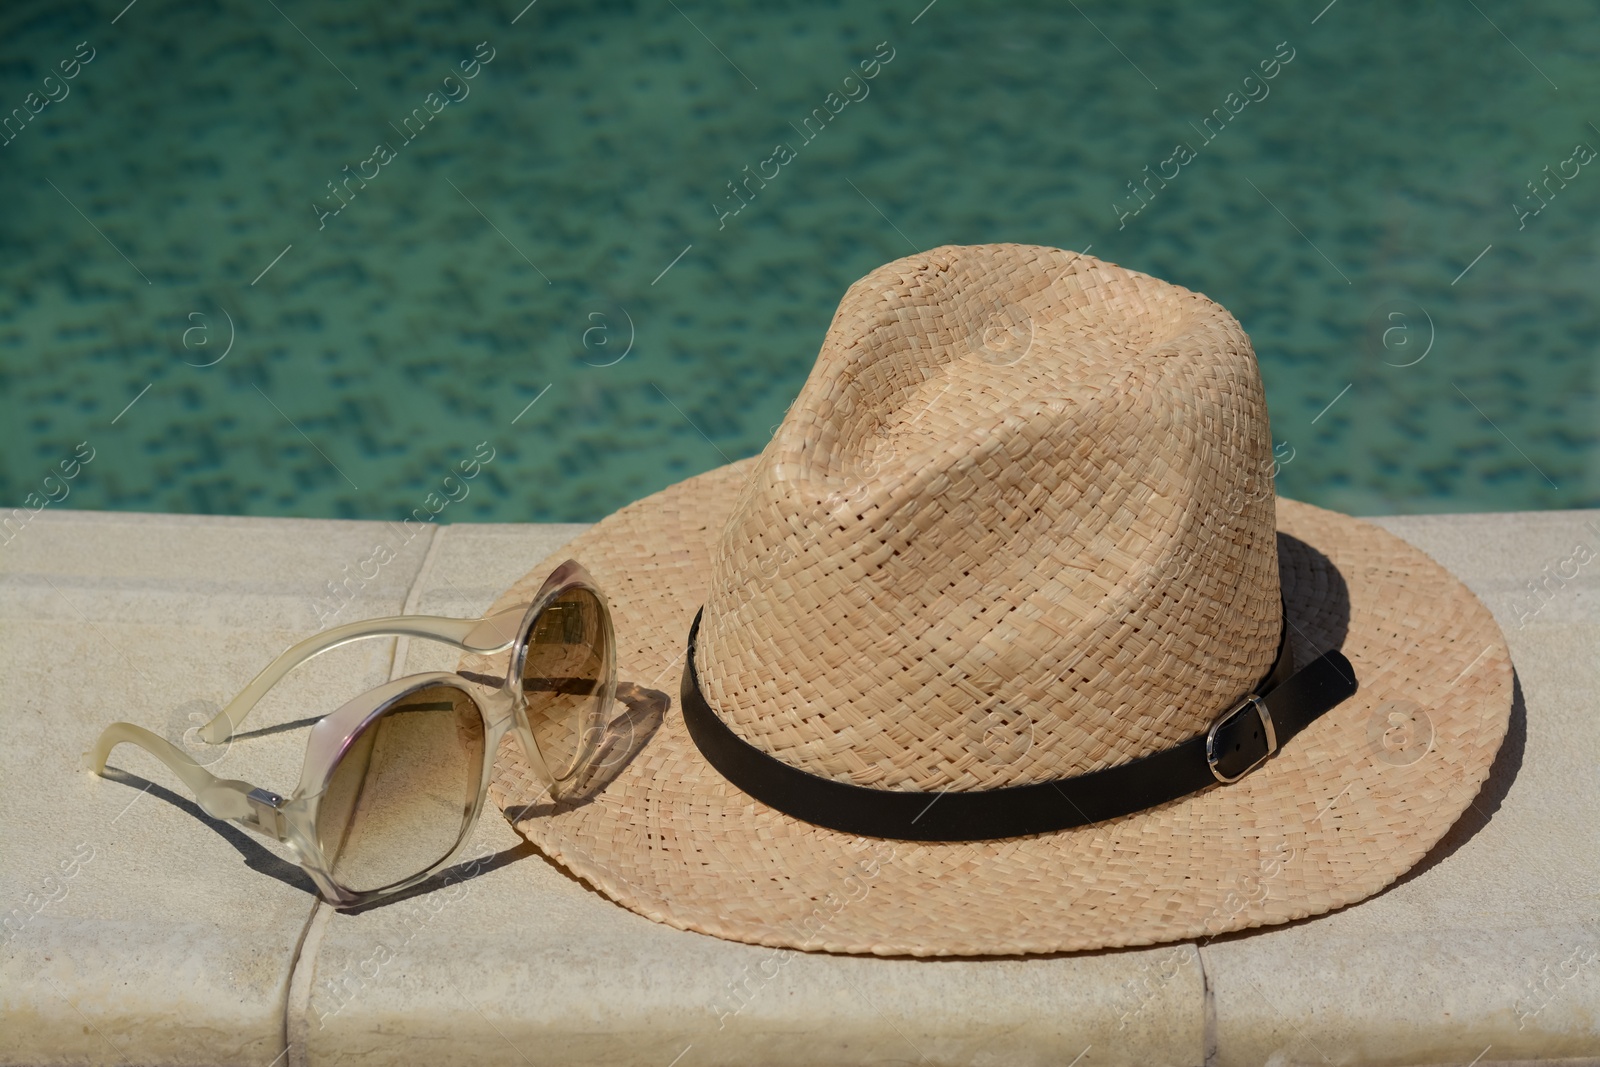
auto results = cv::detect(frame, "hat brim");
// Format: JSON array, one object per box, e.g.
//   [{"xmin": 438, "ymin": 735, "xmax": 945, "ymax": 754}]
[{"xmin": 467, "ymin": 458, "xmax": 1513, "ymax": 957}]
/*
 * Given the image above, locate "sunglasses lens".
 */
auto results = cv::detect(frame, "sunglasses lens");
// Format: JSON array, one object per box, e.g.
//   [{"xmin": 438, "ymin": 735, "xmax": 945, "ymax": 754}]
[
  {"xmin": 522, "ymin": 587, "xmax": 610, "ymax": 781},
  {"xmin": 317, "ymin": 684, "xmax": 485, "ymax": 894}
]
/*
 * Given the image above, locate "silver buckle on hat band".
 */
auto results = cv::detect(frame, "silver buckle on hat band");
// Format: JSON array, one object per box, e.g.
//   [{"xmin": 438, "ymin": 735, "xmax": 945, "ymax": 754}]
[{"xmin": 1206, "ymin": 695, "xmax": 1277, "ymax": 784}]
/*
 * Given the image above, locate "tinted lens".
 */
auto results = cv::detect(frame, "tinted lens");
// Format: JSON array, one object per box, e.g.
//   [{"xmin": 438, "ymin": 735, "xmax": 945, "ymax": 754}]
[
  {"xmin": 521, "ymin": 587, "xmax": 609, "ymax": 781},
  {"xmin": 317, "ymin": 684, "xmax": 485, "ymax": 894}
]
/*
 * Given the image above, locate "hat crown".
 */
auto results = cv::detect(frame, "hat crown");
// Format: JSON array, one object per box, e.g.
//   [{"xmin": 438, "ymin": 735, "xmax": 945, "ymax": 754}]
[{"xmin": 696, "ymin": 245, "xmax": 1280, "ymax": 793}]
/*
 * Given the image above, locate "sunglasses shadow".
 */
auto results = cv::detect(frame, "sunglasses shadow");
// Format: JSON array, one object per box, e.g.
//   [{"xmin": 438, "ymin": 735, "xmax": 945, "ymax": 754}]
[
  {"xmin": 96, "ymin": 767, "xmax": 321, "ymax": 897},
  {"xmin": 97, "ymin": 680, "xmax": 670, "ymax": 906},
  {"xmin": 227, "ymin": 714, "xmax": 326, "ymax": 741},
  {"xmin": 337, "ymin": 840, "xmax": 541, "ymax": 916},
  {"xmin": 351, "ymin": 681, "xmax": 670, "ymax": 909},
  {"xmin": 504, "ymin": 680, "xmax": 669, "ymax": 822},
  {"xmin": 99, "ymin": 766, "xmax": 547, "ymax": 910}
]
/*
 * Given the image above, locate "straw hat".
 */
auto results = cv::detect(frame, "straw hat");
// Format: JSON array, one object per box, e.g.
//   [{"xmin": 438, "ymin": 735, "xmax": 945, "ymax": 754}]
[{"xmin": 464, "ymin": 244, "xmax": 1512, "ymax": 956}]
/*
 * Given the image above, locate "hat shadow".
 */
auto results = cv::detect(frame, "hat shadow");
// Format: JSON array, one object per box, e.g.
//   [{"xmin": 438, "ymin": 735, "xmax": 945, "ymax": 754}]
[
  {"xmin": 1146, "ymin": 535, "xmax": 1522, "ymax": 953},
  {"xmin": 1268, "ymin": 528, "xmax": 1527, "ymax": 900},
  {"xmin": 810, "ymin": 534, "xmax": 1521, "ymax": 961},
  {"xmin": 503, "ymin": 679, "xmax": 669, "ymax": 822},
  {"xmin": 1377, "ymin": 668, "xmax": 1527, "ymax": 888},
  {"xmin": 1276, "ymin": 530, "xmax": 1352, "ymax": 663},
  {"xmin": 1194, "ymin": 668, "xmax": 1529, "ymax": 949}
]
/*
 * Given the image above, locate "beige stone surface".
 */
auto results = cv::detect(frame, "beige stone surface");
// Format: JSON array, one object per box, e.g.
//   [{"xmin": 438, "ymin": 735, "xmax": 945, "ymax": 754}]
[
  {"xmin": 0, "ymin": 510, "xmax": 433, "ymax": 1066},
  {"xmin": 1, "ymin": 507, "xmax": 1596, "ymax": 1066}
]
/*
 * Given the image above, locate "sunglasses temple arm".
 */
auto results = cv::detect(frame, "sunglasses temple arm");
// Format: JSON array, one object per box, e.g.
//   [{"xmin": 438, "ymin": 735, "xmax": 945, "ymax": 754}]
[
  {"xmin": 198, "ymin": 608, "xmax": 526, "ymax": 744},
  {"xmin": 85, "ymin": 723, "xmax": 287, "ymax": 841}
]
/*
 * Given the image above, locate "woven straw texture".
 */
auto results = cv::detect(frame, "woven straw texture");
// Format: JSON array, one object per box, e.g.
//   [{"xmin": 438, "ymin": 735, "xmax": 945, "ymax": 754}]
[
  {"xmin": 700, "ymin": 244, "xmax": 1278, "ymax": 791},
  {"xmin": 469, "ymin": 246, "xmax": 1512, "ymax": 956}
]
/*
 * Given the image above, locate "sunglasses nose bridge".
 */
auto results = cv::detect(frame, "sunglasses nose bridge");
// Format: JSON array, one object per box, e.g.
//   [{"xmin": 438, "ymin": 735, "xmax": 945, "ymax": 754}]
[{"xmin": 477, "ymin": 685, "xmax": 518, "ymax": 723}]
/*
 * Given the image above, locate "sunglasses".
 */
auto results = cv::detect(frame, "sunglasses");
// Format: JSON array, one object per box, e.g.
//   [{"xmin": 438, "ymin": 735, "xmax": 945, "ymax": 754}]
[{"xmin": 87, "ymin": 560, "xmax": 616, "ymax": 908}]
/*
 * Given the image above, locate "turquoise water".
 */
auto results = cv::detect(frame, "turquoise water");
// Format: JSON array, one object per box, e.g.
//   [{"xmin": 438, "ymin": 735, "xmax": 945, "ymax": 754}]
[{"xmin": 2, "ymin": 0, "xmax": 1596, "ymax": 522}]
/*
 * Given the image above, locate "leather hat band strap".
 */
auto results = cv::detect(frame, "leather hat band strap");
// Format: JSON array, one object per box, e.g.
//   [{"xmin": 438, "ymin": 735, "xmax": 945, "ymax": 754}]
[{"xmin": 681, "ymin": 608, "xmax": 1358, "ymax": 842}]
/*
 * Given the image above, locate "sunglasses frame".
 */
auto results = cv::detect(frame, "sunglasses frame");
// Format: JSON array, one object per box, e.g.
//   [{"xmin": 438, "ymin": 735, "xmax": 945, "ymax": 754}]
[{"xmin": 86, "ymin": 559, "xmax": 616, "ymax": 908}]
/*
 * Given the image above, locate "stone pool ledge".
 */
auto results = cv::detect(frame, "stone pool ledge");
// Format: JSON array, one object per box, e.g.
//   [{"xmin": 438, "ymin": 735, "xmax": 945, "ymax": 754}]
[{"xmin": 1, "ymin": 507, "xmax": 1596, "ymax": 1067}]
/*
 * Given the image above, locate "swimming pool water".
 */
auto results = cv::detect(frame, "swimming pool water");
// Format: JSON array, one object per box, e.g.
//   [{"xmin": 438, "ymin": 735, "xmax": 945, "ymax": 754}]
[{"xmin": 2, "ymin": 0, "xmax": 1596, "ymax": 523}]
